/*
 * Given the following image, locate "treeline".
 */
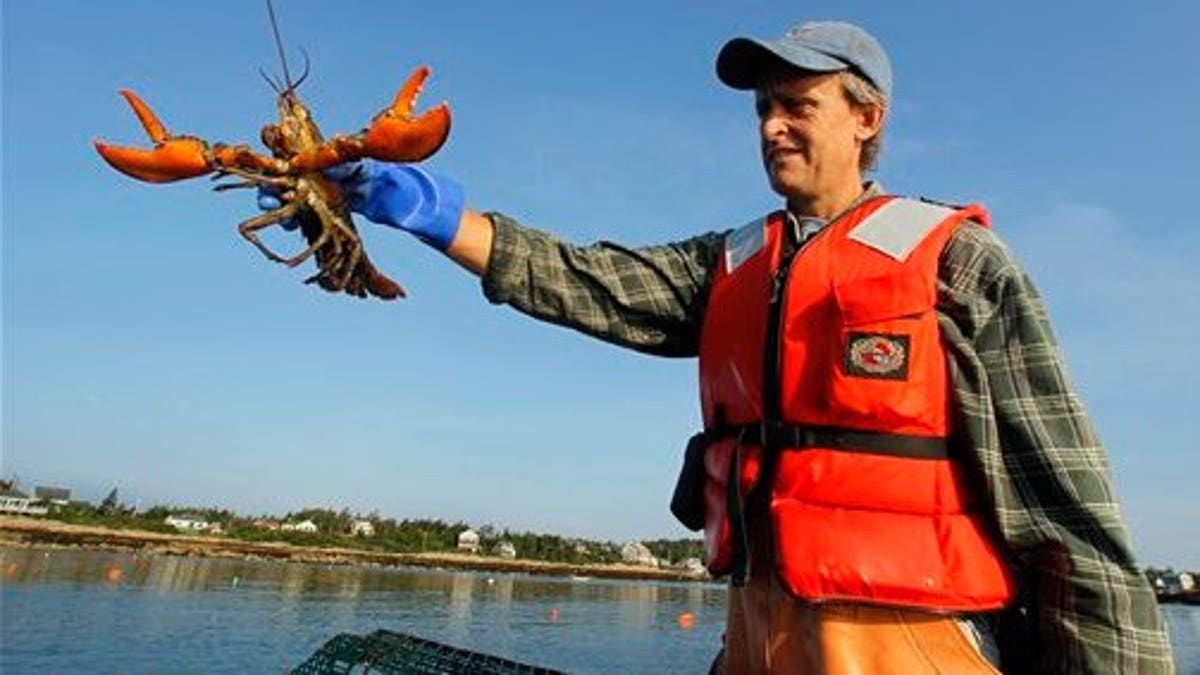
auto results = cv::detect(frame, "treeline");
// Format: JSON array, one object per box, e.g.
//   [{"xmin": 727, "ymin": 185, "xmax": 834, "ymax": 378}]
[
  {"xmin": 473, "ymin": 525, "xmax": 622, "ymax": 565},
  {"xmin": 50, "ymin": 498, "xmax": 700, "ymax": 566},
  {"xmin": 643, "ymin": 538, "xmax": 705, "ymax": 564}
]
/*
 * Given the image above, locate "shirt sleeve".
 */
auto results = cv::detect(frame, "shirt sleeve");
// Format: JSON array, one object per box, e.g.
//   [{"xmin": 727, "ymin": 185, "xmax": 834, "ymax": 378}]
[
  {"xmin": 479, "ymin": 212, "xmax": 722, "ymax": 358},
  {"xmin": 937, "ymin": 223, "xmax": 1175, "ymax": 674}
]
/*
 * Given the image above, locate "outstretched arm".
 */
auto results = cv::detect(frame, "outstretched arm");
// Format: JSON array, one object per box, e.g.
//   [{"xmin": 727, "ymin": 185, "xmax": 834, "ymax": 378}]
[
  {"xmin": 476, "ymin": 213, "xmax": 721, "ymax": 357},
  {"xmin": 324, "ymin": 160, "xmax": 722, "ymax": 356},
  {"xmin": 442, "ymin": 209, "xmax": 495, "ymax": 277}
]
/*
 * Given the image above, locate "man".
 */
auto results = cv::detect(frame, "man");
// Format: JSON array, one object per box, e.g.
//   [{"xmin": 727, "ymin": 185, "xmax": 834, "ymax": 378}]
[{"xmin": 267, "ymin": 21, "xmax": 1174, "ymax": 674}]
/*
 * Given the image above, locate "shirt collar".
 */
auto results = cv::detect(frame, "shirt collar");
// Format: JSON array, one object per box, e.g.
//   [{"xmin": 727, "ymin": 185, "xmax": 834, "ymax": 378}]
[{"xmin": 784, "ymin": 182, "xmax": 887, "ymax": 244}]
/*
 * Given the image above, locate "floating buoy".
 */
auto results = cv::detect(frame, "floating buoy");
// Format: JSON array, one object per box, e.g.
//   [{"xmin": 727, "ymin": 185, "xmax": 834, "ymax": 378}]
[
  {"xmin": 105, "ymin": 566, "xmax": 124, "ymax": 583},
  {"xmin": 547, "ymin": 608, "xmax": 560, "ymax": 622},
  {"xmin": 677, "ymin": 611, "xmax": 695, "ymax": 629}
]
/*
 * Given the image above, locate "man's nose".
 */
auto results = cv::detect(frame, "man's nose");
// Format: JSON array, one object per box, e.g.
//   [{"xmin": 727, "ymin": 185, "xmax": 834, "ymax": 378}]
[{"xmin": 761, "ymin": 114, "xmax": 787, "ymax": 138}]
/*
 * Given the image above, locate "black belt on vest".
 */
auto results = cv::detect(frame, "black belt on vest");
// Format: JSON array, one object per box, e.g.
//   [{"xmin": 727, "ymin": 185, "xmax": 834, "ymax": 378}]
[
  {"xmin": 713, "ymin": 420, "xmax": 951, "ymax": 587},
  {"xmin": 714, "ymin": 421, "xmax": 950, "ymax": 460}
]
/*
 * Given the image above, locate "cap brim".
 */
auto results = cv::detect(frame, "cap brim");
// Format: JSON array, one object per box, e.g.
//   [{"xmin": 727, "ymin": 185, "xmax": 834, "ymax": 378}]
[{"xmin": 716, "ymin": 37, "xmax": 848, "ymax": 90}]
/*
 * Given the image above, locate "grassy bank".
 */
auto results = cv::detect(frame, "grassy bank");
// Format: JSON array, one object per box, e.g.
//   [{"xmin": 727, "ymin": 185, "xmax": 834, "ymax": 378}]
[{"xmin": 0, "ymin": 517, "xmax": 706, "ymax": 583}]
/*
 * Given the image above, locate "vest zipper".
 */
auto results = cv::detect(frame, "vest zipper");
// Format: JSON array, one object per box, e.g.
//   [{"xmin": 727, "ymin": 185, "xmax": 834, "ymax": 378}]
[
  {"xmin": 763, "ymin": 216, "xmax": 826, "ymax": 458},
  {"xmin": 757, "ymin": 245, "xmax": 798, "ymax": 486},
  {"xmin": 730, "ymin": 226, "xmax": 801, "ymax": 587},
  {"xmin": 763, "ymin": 251, "xmax": 796, "ymax": 417}
]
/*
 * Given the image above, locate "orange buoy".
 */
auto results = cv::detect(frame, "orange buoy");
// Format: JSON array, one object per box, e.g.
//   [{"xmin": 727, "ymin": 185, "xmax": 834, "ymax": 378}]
[
  {"xmin": 105, "ymin": 566, "xmax": 124, "ymax": 583},
  {"xmin": 677, "ymin": 611, "xmax": 695, "ymax": 629}
]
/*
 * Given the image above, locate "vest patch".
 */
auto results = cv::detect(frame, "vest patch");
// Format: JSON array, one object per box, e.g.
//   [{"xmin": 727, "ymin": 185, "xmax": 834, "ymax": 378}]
[
  {"xmin": 848, "ymin": 199, "xmax": 954, "ymax": 261},
  {"xmin": 845, "ymin": 332, "xmax": 910, "ymax": 380},
  {"xmin": 724, "ymin": 219, "xmax": 765, "ymax": 273}
]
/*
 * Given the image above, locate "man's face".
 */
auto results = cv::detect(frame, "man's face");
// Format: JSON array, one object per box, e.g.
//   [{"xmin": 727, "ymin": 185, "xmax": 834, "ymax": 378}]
[{"xmin": 755, "ymin": 71, "xmax": 874, "ymax": 204}]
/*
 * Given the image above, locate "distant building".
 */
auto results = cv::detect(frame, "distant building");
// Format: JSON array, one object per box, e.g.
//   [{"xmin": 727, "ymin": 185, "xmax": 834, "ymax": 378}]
[
  {"xmin": 164, "ymin": 514, "xmax": 219, "ymax": 533},
  {"xmin": 620, "ymin": 542, "xmax": 658, "ymax": 568},
  {"xmin": 494, "ymin": 541, "xmax": 517, "ymax": 559},
  {"xmin": 0, "ymin": 488, "xmax": 48, "ymax": 516},
  {"xmin": 34, "ymin": 486, "xmax": 71, "ymax": 505},
  {"xmin": 350, "ymin": 520, "xmax": 375, "ymax": 537},
  {"xmin": 1180, "ymin": 572, "xmax": 1195, "ymax": 592},
  {"xmin": 680, "ymin": 558, "xmax": 708, "ymax": 578},
  {"xmin": 281, "ymin": 519, "xmax": 319, "ymax": 533},
  {"xmin": 457, "ymin": 529, "xmax": 480, "ymax": 553}
]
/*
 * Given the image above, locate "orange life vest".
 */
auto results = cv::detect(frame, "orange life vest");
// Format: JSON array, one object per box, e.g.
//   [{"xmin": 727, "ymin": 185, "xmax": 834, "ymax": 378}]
[{"xmin": 698, "ymin": 195, "xmax": 1016, "ymax": 612}]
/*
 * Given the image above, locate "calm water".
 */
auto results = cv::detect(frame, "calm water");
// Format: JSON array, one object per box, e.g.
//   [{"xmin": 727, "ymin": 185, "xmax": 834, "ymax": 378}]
[
  {"xmin": 1, "ymin": 547, "xmax": 1197, "ymax": 673},
  {"xmin": 0, "ymin": 547, "xmax": 724, "ymax": 673}
]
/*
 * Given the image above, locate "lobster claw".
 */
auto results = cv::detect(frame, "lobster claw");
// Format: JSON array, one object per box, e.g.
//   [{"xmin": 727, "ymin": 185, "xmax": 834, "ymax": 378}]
[
  {"xmin": 286, "ymin": 66, "xmax": 451, "ymax": 172},
  {"xmin": 93, "ymin": 90, "xmax": 214, "ymax": 183},
  {"xmin": 363, "ymin": 65, "xmax": 451, "ymax": 163}
]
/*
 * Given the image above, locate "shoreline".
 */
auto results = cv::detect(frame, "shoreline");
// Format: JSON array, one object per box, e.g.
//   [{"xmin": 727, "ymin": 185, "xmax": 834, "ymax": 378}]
[
  {"xmin": 0, "ymin": 516, "xmax": 708, "ymax": 583},
  {"xmin": 1156, "ymin": 591, "xmax": 1200, "ymax": 606}
]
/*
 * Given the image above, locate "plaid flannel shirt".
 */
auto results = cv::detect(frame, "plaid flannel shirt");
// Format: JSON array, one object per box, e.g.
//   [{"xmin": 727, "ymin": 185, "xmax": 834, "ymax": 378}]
[{"xmin": 479, "ymin": 189, "xmax": 1175, "ymax": 673}]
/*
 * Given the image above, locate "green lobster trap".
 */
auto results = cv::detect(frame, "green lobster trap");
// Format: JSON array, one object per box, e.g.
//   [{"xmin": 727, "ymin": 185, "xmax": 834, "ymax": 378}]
[{"xmin": 291, "ymin": 629, "xmax": 566, "ymax": 675}]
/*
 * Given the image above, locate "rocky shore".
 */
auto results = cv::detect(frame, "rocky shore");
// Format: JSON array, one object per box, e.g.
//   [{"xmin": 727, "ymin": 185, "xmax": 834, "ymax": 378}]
[{"xmin": 0, "ymin": 517, "xmax": 706, "ymax": 583}]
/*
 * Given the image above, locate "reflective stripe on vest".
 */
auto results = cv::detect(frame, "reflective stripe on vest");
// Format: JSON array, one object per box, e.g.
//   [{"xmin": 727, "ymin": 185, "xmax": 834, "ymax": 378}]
[
  {"xmin": 697, "ymin": 196, "xmax": 1016, "ymax": 612},
  {"xmin": 848, "ymin": 198, "xmax": 959, "ymax": 261}
]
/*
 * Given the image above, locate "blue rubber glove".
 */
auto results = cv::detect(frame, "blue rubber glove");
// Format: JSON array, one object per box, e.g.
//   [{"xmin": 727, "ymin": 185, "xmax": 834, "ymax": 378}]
[
  {"xmin": 328, "ymin": 160, "xmax": 465, "ymax": 251},
  {"xmin": 256, "ymin": 160, "xmax": 465, "ymax": 251}
]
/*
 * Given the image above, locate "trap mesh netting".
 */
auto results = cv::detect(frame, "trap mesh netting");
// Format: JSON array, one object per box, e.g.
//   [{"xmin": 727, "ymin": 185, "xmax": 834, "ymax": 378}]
[{"xmin": 291, "ymin": 629, "xmax": 566, "ymax": 675}]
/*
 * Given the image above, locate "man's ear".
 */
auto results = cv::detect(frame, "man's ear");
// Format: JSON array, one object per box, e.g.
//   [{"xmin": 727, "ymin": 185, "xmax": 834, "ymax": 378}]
[{"xmin": 855, "ymin": 104, "xmax": 886, "ymax": 143}]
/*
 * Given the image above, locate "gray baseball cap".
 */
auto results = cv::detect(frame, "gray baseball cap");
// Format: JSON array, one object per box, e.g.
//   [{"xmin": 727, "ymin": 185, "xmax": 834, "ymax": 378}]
[{"xmin": 716, "ymin": 21, "xmax": 892, "ymax": 100}]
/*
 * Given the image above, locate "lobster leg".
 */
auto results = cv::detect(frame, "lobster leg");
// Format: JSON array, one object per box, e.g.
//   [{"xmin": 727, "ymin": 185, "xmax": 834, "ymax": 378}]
[
  {"xmin": 236, "ymin": 202, "xmax": 326, "ymax": 267},
  {"xmin": 212, "ymin": 169, "xmax": 293, "ymax": 193},
  {"xmin": 306, "ymin": 192, "xmax": 365, "ymax": 290},
  {"xmin": 282, "ymin": 224, "xmax": 332, "ymax": 269}
]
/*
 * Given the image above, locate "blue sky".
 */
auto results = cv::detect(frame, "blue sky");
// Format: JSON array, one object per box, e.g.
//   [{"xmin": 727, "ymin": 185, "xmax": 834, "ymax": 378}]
[{"xmin": 3, "ymin": 1, "xmax": 1198, "ymax": 566}]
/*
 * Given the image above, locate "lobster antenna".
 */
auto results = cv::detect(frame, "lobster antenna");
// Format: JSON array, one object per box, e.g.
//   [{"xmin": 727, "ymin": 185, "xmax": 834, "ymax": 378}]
[
  {"xmin": 266, "ymin": 0, "xmax": 293, "ymax": 91},
  {"xmin": 258, "ymin": 67, "xmax": 283, "ymax": 94},
  {"xmin": 293, "ymin": 48, "xmax": 312, "ymax": 89}
]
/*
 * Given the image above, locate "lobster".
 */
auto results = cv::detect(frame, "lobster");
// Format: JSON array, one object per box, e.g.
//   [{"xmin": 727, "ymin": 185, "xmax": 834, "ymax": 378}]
[{"xmin": 93, "ymin": 2, "xmax": 449, "ymax": 300}]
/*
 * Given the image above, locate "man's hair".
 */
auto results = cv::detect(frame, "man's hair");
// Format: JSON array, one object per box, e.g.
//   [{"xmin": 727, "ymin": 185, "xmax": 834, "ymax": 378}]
[{"xmin": 839, "ymin": 70, "xmax": 887, "ymax": 172}]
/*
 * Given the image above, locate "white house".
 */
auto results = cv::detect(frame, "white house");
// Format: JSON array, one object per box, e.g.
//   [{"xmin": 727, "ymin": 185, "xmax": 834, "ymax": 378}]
[
  {"xmin": 494, "ymin": 541, "xmax": 517, "ymax": 559},
  {"xmin": 164, "ymin": 514, "xmax": 219, "ymax": 533},
  {"xmin": 457, "ymin": 529, "xmax": 480, "ymax": 553},
  {"xmin": 620, "ymin": 541, "xmax": 658, "ymax": 568},
  {"xmin": 281, "ymin": 519, "xmax": 319, "ymax": 533},
  {"xmin": 350, "ymin": 520, "xmax": 375, "ymax": 537},
  {"xmin": 680, "ymin": 557, "xmax": 708, "ymax": 578},
  {"xmin": 1180, "ymin": 572, "xmax": 1195, "ymax": 592},
  {"xmin": 0, "ymin": 488, "xmax": 48, "ymax": 516}
]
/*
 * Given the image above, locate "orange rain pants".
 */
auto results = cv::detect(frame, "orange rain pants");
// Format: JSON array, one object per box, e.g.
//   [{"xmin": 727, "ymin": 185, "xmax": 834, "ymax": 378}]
[{"xmin": 716, "ymin": 510, "xmax": 1001, "ymax": 674}]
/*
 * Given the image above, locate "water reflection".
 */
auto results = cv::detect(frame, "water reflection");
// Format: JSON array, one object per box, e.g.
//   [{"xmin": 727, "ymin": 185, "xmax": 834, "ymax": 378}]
[
  {"xmin": 0, "ymin": 546, "xmax": 729, "ymax": 618},
  {"xmin": 6, "ymin": 547, "xmax": 1195, "ymax": 673},
  {"xmin": 449, "ymin": 571, "xmax": 474, "ymax": 627},
  {"xmin": 1, "ymin": 546, "xmax": 729, "ymax": 674},
  {"xmin": 615, "ymin": 578, "xmax": 658, "ymax": 630},
  {"xmin": 1161, "ymin": 604, "xmax": 1200, "ymax": 669}
]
